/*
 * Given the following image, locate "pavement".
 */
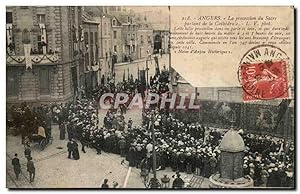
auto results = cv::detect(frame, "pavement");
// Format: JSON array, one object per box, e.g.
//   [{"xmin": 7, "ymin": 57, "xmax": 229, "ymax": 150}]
[
  {"xmin": 6, "ymin": 108, "xmax": 210, "ymax": 189},
  {"xmin": 6, "ymin": 125, "xmax": 129, "ymax": 188},
  {"xmin": 6, "ymin": 54, "xmax": 211, "ymax": 189}
]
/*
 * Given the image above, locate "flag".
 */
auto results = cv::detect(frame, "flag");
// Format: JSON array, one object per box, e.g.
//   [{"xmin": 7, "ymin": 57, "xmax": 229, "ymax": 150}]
[
  {"xmin": 154, "ymin": 56, "xmax": 160, "ymax": 75},
  {"xmin": 123, "ymin": 69, "xmax": 126, "ymax": 82},
  {"xmin": 273, "ymin": 99, "xmax": 292, "ymax": 132},
  {"xmin": 127, "ymin": 68, "xmax": 130, "ymax": 81},
  {"xmin": 6, "ymin": 24, "xmax": 13, "ymax": 46},
  {"xmin": 137, "ymin": 66, "xmax": 140, "ymax": 81},
  {"xmin": 39, "ymin": 23, "xmax": 47, "ymax": 54},
  {"xmin": 24, "ymin": 44, "xmax": 32, "ymax": 69}
]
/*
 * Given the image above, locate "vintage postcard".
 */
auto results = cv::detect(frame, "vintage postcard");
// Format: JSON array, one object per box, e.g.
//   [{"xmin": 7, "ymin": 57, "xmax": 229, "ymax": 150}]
[{"xmin": 6, "ymin": 6, "xmax": 295, "ymax": 189}]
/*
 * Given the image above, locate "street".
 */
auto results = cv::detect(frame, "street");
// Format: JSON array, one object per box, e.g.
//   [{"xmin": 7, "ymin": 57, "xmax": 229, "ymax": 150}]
[
  {"xmin": 6, "ymin": 106, "xmax": 210, "ymax": 188},
  {"xmin": 5, "ymin": 53, "xmax": 209, "ymax": 189},
  {"xmin": 114, "ymin": 54, "xmax": 170, "ymax": 83}
]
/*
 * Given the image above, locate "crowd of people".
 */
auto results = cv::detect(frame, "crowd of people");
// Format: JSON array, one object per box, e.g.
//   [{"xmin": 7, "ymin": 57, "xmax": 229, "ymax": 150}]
[{"xmin": 8, "ymin": 67, "xmax": 295, "ymax": 188}]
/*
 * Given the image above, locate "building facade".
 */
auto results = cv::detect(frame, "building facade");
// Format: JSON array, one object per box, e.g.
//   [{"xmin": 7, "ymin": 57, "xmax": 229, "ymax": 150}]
[
  {"xmin": 120, "ymin": 15, "xmax": 138, "ymax": 62},
  {"xmin": 6, "ymin": 6, "xmax": 83, "ymax": 105},
  {"xmin": 91, "ymin": 13, "xmax": 114, "ymax": 83},
  {"xmin": 111, "ymin": 16, "xmax": 123, "ymax": 64},
  {"xmin": 153, "ymin": 30, "xmax": 170, "ymax": 54},
  {"xmin": 137, "ymin": 22, "xmax": 153, "ymax": 58},
  {"xmin": 81, "ymin": 12, "xmax": 99, "ymax": 93}
]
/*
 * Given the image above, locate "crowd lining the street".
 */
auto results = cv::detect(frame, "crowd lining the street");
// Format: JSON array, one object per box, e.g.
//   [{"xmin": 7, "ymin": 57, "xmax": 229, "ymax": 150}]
[{"xmin": 8, "ymin": 68, "xmax": 294, "ymax": 188}]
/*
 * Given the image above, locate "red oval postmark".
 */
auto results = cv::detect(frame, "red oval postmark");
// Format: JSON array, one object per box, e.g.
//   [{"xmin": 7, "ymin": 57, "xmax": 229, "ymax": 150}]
[{"xmin": 238, "ymin": 45, "xmax": 290, "ymax": 101}]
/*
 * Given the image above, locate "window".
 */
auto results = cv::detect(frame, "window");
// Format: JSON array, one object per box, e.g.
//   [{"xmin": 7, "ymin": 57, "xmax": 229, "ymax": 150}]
[
  {"xmin": 22, "ymin": 29, "xmax": 30, "ymax": 44},
  {"xmin": 114, "ymin": 45, "xmax": 117, "ymax": 52},
  {"xmin": 95, "ymin": 32, "xmax": 98, "ymax": 43},
  {"xmin": 95, "ymin": 32, "xmax": 98, "ymax": 61},
  {"xmin": 90, "ymin": 32, "xmax": 93, "ymax": 44},
  {"xmin": 7, "ymin": 69, "xmax": 19, "ymax": 96},
  {"xmin": 37, "ymin": 35, "xmax": 43, "ymax": 54},
  {"xmin": 104, "ymin": 23, "xmax": 107, "ymax": 35},
  {"xmin": 112, "ymin": 19, "xmax": 116, "ymax": 26},
  {"xmin": 84, "ymin": 32, "xmax": 88, "ymax": 45},
  {"xmin": 140, "ymin": 35, "xmax": 144, "ymax": 44},
  {"xmin": 106, "ymin": 23, "xmax": 109, "ymax": 35},
  {"xmin": 85, "ymin": 53, "xmax": 89, "ymax": 67},
  {"xmin": 113, "ymin": 31, "xmax": 117, "ymax": 39},
  {"xmin": 90, "ymin": 44, "xmax": 94, "ymax": 63},
  {"xmin": 148, "ymin": 35, "xmax": 152, "ymax": 44},
  {"xmin": 104, "ymin": 40, "xmax": 107, "ymax": 55},
  {"xmin": 6, "ymin": 12, "xmax": 12, "ymax": 23},
  {"xmin": 95, "ymin": 45, "xmax": 99, "ymax": 61},
  {"xmin": 37, "ymin": 14, "xmax": 45, "ymax": 24},
  {"xmin": 132, "ymin": 33, "xmax": 135, "ymax": 39},
  {"xmin": 127, "ymin": 33, "xmax": 130, "ymax": 39},
  {"xmin": 39, "ymin": 67, "xmax": 50, "ymax": 95}
]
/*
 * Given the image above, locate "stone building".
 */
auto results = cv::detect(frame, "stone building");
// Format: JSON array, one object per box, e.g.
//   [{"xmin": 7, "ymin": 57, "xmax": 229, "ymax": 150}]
[
  {"xmin": 153, "ymin": 29, "xmax": 170, "ymax": 54},
  {"xmin": 111, "ymin": 16, "xmax": 123, "ymax": 64},
  {"xmin": 84, "ymin": 6, "xmax": 115, "ymax": 83},
  {"xmin": 81, "ymin": 11, "xmax": 99, "ymax": 92},
  {"xmin": 6, "ymin": 6, "xmax": 83, "ymax": 105},
  {"xmin": 136, "ymin": 22, "xmax": 153, "ymax": 58},
  {"xmin": 119, "ymin": 14, "xmax": 138, "ymax": 62}
]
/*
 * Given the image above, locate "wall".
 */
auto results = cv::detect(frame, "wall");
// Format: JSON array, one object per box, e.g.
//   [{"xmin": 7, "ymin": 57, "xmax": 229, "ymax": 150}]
[
  {"xmin": 6, "ymin": 6, "xmax": 80, "ymax": 105},
  {"xmin": 137, "ymin": 28, "xmax": 153, "ymax": 59},
  {"xmin": 171, "ymin": 69, "xmax": 295, "ymax": 138}
]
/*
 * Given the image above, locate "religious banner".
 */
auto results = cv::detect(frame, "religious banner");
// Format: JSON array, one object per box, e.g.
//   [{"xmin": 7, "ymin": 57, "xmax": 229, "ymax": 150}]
[
  {"xmin": 23, "ymin": 43, "xmax": 32, "ymax": 69},
  {"xmin": 39, "ymin": 23, "xmax": 47, "ymax": 54}
]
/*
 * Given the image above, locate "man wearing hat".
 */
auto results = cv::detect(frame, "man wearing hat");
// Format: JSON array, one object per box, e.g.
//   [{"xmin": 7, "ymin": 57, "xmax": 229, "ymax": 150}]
[
  {"xmin": 67, "ymin": 139, "xmax": 75, "ymax": 159},
  {"xmin": 11, "ymin": 153, "xmax": 21, "ymax": 180},
  {"xmin": 178, "ymin": 150, "xmax": 185, "ymax": 172},
  {"xmin": 27, "ymin": 157, "xmax": 35, "ymax": 182}
]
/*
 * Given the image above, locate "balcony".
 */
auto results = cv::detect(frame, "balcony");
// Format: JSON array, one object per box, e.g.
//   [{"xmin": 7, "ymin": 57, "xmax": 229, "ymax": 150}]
[{"xmin": 6, "ymin": 53, "xmax": 59, "ymax": 66}]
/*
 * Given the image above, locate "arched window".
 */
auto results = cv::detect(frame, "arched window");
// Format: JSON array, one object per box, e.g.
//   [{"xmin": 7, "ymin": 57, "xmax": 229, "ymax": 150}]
[{"xmin": 22, "ymin": 28, "xmax": 30, "ymax": 44}]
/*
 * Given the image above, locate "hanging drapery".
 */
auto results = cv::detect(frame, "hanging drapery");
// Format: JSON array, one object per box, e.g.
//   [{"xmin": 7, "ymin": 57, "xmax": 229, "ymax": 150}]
[{"xmin": 24, "ymin": 44, "xmax": 32, "ymax": 69}]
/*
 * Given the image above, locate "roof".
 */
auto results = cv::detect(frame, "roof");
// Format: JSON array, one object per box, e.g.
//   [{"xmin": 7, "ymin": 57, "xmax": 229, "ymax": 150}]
[
  {"xmin": 82, "ymin": 11, "xmax": 99, "ymax": 24},
  {"xmin": 219, "ymin": 129, "xmax": 245, "ymax": 153},
  {"xmin": 111, "ymin": 16, "xmax": 122, "ymax": 26}
]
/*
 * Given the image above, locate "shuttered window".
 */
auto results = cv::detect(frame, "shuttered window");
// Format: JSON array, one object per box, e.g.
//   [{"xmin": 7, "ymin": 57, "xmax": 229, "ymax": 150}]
[{"xmin": 40, "ymin": 67, "xmax": 50, "ymax": 95}]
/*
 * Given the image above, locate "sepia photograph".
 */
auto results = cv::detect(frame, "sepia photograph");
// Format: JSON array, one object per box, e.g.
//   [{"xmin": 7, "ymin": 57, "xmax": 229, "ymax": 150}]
[{"xmin": 5, "ymin": 5, "xmax": 295, "ymax": 189}]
